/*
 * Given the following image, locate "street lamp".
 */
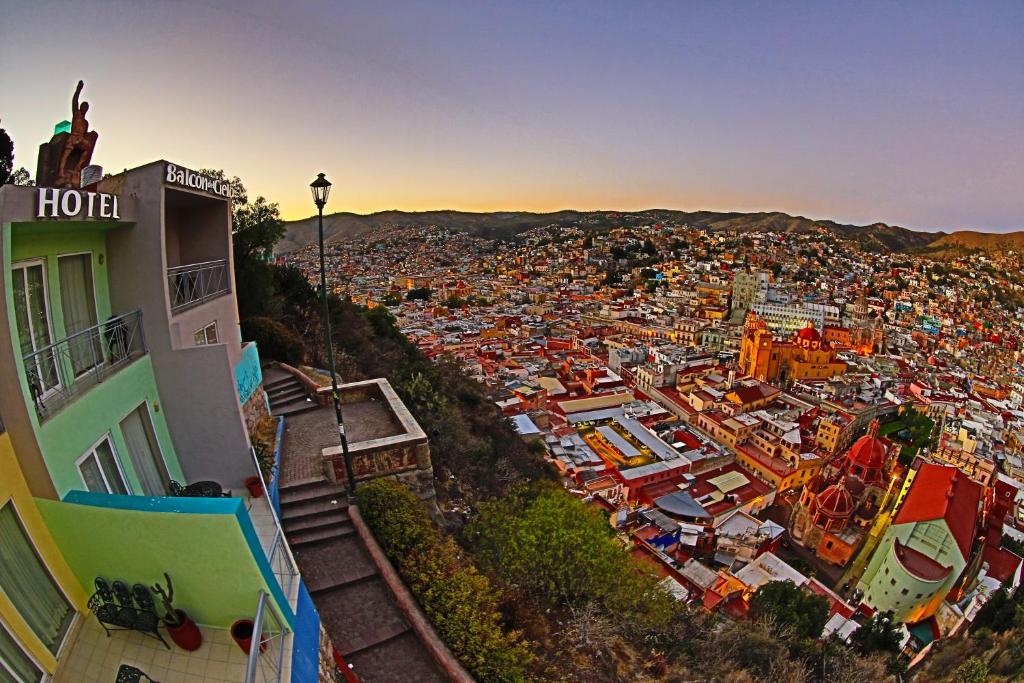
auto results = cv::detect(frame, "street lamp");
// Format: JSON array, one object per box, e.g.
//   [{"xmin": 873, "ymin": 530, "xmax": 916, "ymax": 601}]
[{"xmin": 310, "ymin": 172, "xmax": 357, "ymax": 495}]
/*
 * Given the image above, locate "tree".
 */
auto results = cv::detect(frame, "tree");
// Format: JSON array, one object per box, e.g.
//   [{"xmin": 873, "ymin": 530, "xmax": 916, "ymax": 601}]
[
  {"xmin": 240, "ymin": 317, "xmax": 304, "ymax": 365},
  {"xmin": 466, "ymin": 483, "xmax": 678, "ymax": 628},
  {"xmin": 972, "ymin": 588, "xmax": 1021, "ymax": 634},
  {"xmin": 952, "ymin": 656, "xmax": 988, "ymax": 683},
  {"xmin": 233, "ymin": 196, "xmax": 285, "ymax": 262},
  {"xmin": 405, "ymin": 287, "xmax": 432, "ymax": 301},
  {"xmin": 356, "ymin": 479, "xmax": 533, "ymax": 682},
  {"xmin": 0, "ymin": 121, "xmax": 13, "ymax": 185},
  {"xmin": 850, "ymin": 610, "xmax": 906, "ymax": 675},
  {"xmin": 748, "ymin": 581, "xmax": 830, "ymax": 641}
]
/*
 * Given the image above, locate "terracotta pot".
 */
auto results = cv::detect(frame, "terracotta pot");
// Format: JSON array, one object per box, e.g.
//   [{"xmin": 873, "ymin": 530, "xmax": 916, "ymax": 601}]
[
  {"xmin": 245, "ymin": 476, "xmax": 264, "ymax": 498},
  {"xmin": 231, "ymin": 619, "xmax": 267, "ymax": 655},
  {"xmin": 166, "ymin": 610, "xmax": 202, "ymax": 651}
]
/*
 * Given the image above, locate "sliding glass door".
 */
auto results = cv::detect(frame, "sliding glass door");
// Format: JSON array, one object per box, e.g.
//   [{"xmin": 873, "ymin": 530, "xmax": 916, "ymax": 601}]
[
  {"xmin": 11, "ymin": 262, "xmax": 59, "ymax": 398},
  {"xmin": 0, "ymin": 622, "xmax": 44, "ymax": 683},
  {"xmin": 58, "ymin": 254, "xmax": 101, "ymax": 377},
  {"xmin": 120, "ymin": 405, "xmax": 171, "ymax": 496},
  {"xmin": 0, "ymin": 505, "xmax": 74, "ymax": 657}
]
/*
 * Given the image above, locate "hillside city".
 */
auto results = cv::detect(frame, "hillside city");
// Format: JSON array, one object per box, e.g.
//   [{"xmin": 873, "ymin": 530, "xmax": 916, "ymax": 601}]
[{"xmin": 279, "ymin": 213, "xmax": 1024, "ymax": 678}]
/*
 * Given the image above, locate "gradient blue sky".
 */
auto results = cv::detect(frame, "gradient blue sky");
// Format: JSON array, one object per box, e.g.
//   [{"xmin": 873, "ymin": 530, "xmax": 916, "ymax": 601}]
[{"xmin": 2, "ymin": 1, "xmax": 1021, "ymax": 230}]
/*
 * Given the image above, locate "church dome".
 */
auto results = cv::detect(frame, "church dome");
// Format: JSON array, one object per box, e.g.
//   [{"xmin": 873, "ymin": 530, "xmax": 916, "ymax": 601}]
[
  {"xmin": 796, "ymin": 323, "xmax": 821, "ymax": 342},
  {"xmin": 843, "ymin": 420, "xmax": 887, "ymax": 485},
  {"xmin": 815, "ymin": 482, "xmax": 854, "ymax": 519}
]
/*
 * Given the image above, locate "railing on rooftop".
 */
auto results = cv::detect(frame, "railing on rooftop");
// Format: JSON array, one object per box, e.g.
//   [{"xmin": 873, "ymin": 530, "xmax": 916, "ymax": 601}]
[
  {"xmin": 167, "ymin": 258, "xmax": 230, "ymax": 313},
  {"xmin": 243, "ymin": 590, "xmax": 290, "ymax": 683},
  {"xmin": 23, "ymin": 309, "xmax": 146, "ymax": 421}
]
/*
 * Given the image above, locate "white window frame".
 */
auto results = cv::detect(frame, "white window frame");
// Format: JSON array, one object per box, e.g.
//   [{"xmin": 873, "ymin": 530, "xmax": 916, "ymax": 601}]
[
  {"xmin": 75, "ymin": 434, "xmax": 131, "ymax": 495},
  {"xmin": 11, "ymin": 259, "xmax": 61, "ymax": 398},
  {"xmin": 193, "ymin": 321, "xmax": 219, "ymax": 346}
]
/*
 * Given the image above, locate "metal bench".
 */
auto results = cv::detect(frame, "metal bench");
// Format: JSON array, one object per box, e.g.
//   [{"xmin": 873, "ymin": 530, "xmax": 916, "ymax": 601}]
[{"xmin": 88, "ymin": 578, "xmax": 169, "ymax": 649}]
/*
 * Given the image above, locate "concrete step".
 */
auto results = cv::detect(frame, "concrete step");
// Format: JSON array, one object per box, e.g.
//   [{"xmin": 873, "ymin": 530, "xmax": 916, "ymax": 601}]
[
  {"xmin": 305, "ymin": 565, "xmax": 379, "ymax": 596},
  {"xmin": 280, "ymin": 482, "xmax": 348, "ymax": 506},
  {"xmin": 264, "ymin": 376, "xmax": 299, "ymax": 391},
  {"xmin": 283, "ymin": 508, "xmax": 349, "ymax": 533},
  {"xmin": 271, "ymin": 399, "xmax": 320, "ymax": 417},
  {"xmin": 268, "ymin": 386, "xmax": 308, "ymax": 402},
  {"xmin": 288, "ymin": 522, "xmax": 357, "ymax": 548},
  {"xmin": 281, "ymin": 497, "xmax": 348, "ymax": 523}
]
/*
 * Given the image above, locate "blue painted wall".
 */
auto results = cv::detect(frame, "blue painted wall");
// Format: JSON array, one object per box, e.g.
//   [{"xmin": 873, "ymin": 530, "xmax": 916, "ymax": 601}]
[{"xmin": 290, "ymin": 580, "xmax": 323, "ymax": 683}]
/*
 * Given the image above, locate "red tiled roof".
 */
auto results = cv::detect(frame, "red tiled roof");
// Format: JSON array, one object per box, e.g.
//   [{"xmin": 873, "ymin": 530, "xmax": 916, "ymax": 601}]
[
  {"xmin": 893, "ymin": 463, "xmax": 982, "ymax": 560},
  {"xmin": 982, "ymin": 545, "xmax": 1023, "ymax": 584},
  {"xmin": 893, "ymin": 539, "xmax": 952, "ymax": 582}
]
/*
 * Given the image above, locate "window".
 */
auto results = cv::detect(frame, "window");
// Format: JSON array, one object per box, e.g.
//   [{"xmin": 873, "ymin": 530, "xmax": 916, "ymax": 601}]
[
  {"xmin": 193, "ymin": 322, "xmax": 218, "ymax": 346},
  {"xmin": 58, "ymin": 253, "xmax": 101, "ymax": 376},
  {"xmin": 890, "ymin": 578, "xmax": 896, "ymax": 586},
  {"xmin": 0, "ymin": 504, "xmax": 74, "ymax": 657},
  {"xmin": 0, "ymin": 620, "xmax": 44, "ymax": 683},
  {"xmin": 76, "ymin": 436, "xmax": 128, "ymax": 494}
]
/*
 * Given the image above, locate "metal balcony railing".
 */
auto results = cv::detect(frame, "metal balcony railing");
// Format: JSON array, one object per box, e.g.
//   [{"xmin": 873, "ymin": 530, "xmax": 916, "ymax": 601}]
[
  {"xmin": 244, "ymin": 590, "xmax": 290, "ymax": 683},
  {"xmin": 23, "ymin": 310, "xmax": 146, "ymax": 420},
  {"xmin": 167, "ymin": 258, "xmax": 230, "ymax": 313}
]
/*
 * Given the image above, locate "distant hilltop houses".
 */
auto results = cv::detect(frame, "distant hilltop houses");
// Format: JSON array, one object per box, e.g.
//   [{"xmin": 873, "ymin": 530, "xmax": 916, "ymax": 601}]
[{"xmin": 281, "ymin": 211, "xmax": 1024, "ymax": 663}]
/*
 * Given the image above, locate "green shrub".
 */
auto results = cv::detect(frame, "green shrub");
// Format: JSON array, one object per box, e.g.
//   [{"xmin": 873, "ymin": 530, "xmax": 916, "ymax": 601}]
[
  {"xmin": 240, "ymin": 317, "xmax": 304, "ymax": 366},
  {"xmin": 356, "ymin": 479, "xmax": 532, "ymax": 683}
]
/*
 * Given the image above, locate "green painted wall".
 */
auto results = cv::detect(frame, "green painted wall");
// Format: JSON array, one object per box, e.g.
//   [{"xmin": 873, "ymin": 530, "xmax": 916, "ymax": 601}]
[
  {"xmin": 4, "ymin": 224, "xmax": 184, "ymax": 496},
  {"xmin": 858, "ymin": 519, "xmax": 965, "ymax": 621},
  {"xmin": 37, "ymin": 357, "xmax": 184, "ymax": 496},
  {"xmin": 36, "ymin": 497, "xmax": 283, "ymax": 629}
]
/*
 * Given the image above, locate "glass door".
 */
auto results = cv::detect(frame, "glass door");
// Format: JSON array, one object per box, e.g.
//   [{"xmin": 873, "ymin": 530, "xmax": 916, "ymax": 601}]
[
  {"xmin": 0, "ymin": 504, "xmax": 74, "ymax": 658},
  {"xmin": 0, "ymin": 621, "xmax": 44, "ymax": 683},
  {"xmin": 58, "ymin": 254, "xmax": 101, "ymax": 377},
  {"xmin": 11, "ymin": 262, "xmax": 59, "ymax": 400},
  {"xmin": 120, "ymin": 405, "xmax": 171, "ymax": 496}
]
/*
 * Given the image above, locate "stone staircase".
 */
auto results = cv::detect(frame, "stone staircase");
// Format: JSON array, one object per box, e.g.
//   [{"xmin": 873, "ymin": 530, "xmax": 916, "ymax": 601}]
[
  {"xmin": 279, "ymin": 478, "xmax": 445, "ymax": 681},
  {"xmin": 265, "ymin": 371, "xmax": 320, "ymax": 417}
]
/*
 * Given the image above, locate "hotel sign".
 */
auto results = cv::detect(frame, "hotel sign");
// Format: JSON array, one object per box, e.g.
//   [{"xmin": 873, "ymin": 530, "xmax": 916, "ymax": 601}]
[
  {"xmin": 165, "ymin": 163, "xmax": 233, "ymax": 198},
  {"xmin": 36, "ymin": 188, "xmax": 120, "ymax": 220}
]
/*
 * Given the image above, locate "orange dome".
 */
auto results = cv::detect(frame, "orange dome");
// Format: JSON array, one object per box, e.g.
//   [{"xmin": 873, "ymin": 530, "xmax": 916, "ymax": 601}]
[
  {"xmin": 815, "ymin": 482, "xmax": 854, "ymax": 519},
  {"xmin": 796, "ymin": 323, "xmax": 821, "ymax": 342}
]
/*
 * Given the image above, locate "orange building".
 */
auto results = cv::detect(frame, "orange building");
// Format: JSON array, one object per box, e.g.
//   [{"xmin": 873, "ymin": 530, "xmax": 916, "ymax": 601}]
[{"xmin": 739, "ymin": 312, "xmax": 847, "ymax": 384}]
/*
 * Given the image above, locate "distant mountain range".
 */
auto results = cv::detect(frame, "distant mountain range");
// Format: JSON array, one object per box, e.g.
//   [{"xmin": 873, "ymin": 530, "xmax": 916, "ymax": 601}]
[{"xmin": 278, "ymin": 208, "xmax": 1018, "ymax": 257}]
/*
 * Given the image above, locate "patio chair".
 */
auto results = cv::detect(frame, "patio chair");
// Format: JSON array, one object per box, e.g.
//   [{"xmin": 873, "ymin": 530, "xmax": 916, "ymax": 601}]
[
  {"xmin": 88, "ymin": 577, "xmax": 169, "ymax": 649},
  {"xmin": 169, "ymin": 479, "xmax": 229, "ymax": 498},
  {"xmin": 115, "ymin": 664, "xmax": 159, "ymax": 683}
]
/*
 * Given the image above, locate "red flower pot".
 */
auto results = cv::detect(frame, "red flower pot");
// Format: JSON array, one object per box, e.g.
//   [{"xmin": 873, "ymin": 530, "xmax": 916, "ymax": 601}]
[
  {"xmin": 245, "ymin": 476, "xmax": 264, "ymax": 498},
  {"xmin": 166, "ymin": 610, "xmax": 202, "ymax": 651},
  {"xmin": 231, "ymin": 619, "xmax": 267, "ymax": 655}
]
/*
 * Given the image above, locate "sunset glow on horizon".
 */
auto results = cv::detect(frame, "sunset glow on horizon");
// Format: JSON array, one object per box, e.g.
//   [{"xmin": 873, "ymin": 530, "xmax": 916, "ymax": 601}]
[{"xmin": 2, "ymin": 1, "xmax": 1021, "ymax": 231}]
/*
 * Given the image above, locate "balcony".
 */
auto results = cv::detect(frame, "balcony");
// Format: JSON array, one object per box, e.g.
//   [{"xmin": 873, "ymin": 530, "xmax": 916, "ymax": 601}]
[
  {"xmin": 39, "ymin": 489, "xmax": 301, "ymax": 683},
  {"xmin": 167, "ymin": 259, "xmax": 230, "ymax": 313},
  {"xmin": 23, "ymin": 310, "xmax": 147, "ymax": 421}
]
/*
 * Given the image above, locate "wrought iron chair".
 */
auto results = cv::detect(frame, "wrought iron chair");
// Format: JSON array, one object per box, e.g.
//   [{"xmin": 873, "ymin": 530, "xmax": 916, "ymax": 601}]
[
  {"xmin": 115, "ymin": 664, "xmax": 159, "ymax": 683},
  {"xmin": 88, "ymin": 577, "xmax": 169, "ymax": 649},
  {"xmin": 169, "ymin": 479, "xmax": 229, "ymax": 497}
]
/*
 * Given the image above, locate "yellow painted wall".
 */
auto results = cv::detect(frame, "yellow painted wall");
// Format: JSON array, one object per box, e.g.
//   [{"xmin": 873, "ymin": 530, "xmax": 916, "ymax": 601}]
[{"xmin": 0, "ymin": 433, "xmax": 88, "ymax": 673}]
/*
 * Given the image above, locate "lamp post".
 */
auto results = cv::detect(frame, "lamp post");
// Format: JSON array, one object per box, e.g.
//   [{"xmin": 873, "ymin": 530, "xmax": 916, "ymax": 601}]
[{"xmin": 310, "ymin": 173, "xmax": 357, "ymax": 495}]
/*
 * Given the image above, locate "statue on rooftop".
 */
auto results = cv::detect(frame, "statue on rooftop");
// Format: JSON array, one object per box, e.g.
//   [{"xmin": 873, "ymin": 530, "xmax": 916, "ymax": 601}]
[{"xmin": 36, "ymin": 80, "xmax": 99, "ymax": 188}]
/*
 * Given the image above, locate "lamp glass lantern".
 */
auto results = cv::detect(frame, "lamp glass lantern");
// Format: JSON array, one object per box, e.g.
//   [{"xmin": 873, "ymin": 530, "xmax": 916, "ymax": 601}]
[{"xmin": 310, "ymin": 173, "xmax": 332, "ymax": 209}]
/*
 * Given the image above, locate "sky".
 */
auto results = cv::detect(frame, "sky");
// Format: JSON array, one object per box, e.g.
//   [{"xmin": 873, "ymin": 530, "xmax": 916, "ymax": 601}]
[{"xmin": 1, "ymin": 1, "xmax": 1022, "ymax": 231}]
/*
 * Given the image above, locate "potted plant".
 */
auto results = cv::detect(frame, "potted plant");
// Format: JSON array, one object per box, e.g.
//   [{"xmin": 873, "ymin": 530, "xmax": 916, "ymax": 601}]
[
  {"xmin": 230, "ymin": 618, "xmax": 267, "ymax": 655},
  {"xmin": 245, "ymin": 476, "xmax": 264, "ymax": 498},
  {"xmin": 152, "ymin": 573, "xmax": 202, "ymax": 651}
]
